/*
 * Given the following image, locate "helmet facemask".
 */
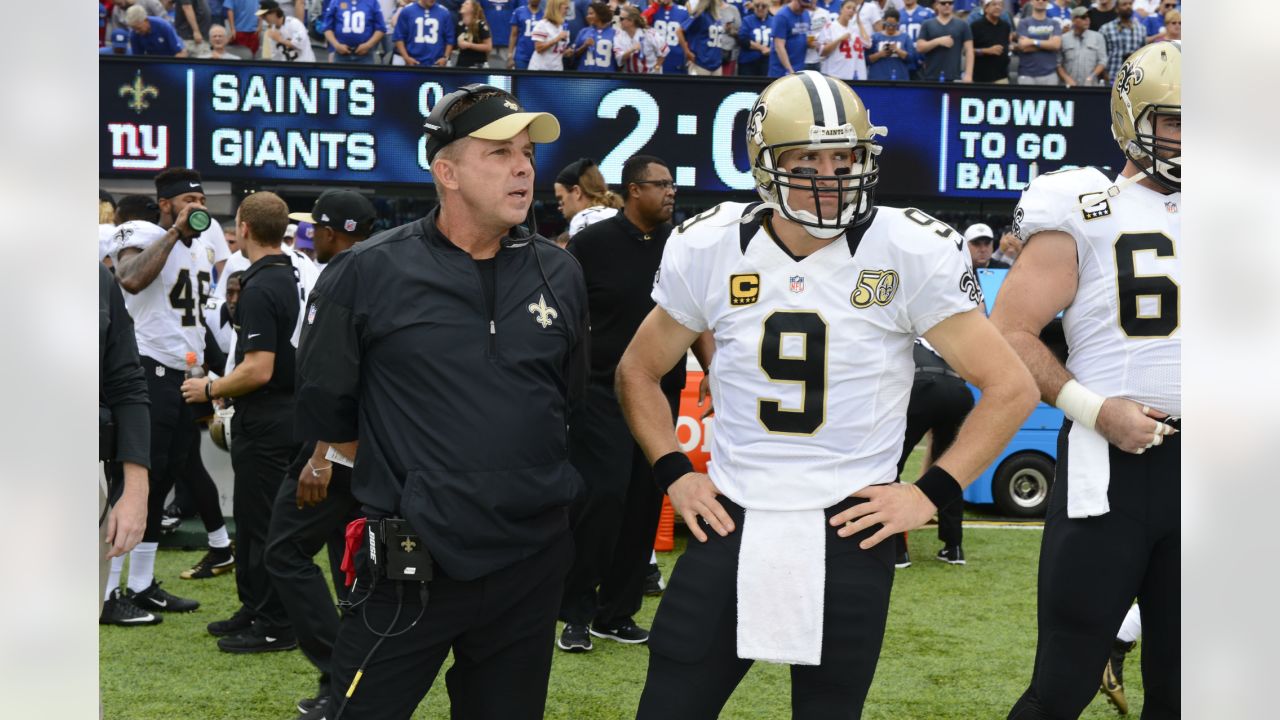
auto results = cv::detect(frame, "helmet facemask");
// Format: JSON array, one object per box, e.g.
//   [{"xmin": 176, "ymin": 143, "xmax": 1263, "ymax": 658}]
[
  {"xmin": 756, "ymin": 136, "xmax": 882, "ymax": 240},
  {"xmin": 1128, "ymin": 104, "xmax": 1181, "ymax": 192}
]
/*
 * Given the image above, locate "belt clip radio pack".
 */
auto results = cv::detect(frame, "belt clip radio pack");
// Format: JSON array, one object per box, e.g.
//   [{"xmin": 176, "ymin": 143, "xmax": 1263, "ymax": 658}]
[{"xmin": 367, "ymin": 518, "xmax": 433, "ymax": 582}]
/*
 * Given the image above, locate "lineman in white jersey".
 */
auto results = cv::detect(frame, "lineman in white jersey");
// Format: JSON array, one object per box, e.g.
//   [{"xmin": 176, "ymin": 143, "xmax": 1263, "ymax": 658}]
[
  {"xmin": 992, "ymin": 42, "xmax": 1181, "ymax": 720},
  {"xmin": 617, "ymin": 70, "xmax": 1038, "ymax": 719},
  {"xmin": 105, "ymin": 211, "xmax": 215, "ymax": 619}
]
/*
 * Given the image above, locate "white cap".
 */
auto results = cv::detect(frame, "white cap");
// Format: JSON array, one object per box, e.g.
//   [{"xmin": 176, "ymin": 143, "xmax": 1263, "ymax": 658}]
[
  {"xmin": 285, "ymin": 223, "xmax": 297, "ymax": 239},
  {"xmin": 964, "ymin": 223, "xmax": 995, "ymax": 243}
]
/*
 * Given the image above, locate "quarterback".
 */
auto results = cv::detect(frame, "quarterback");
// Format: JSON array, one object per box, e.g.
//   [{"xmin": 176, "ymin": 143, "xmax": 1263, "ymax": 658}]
[
  {"xmin": 616, "ymin": 70, "xmax": 1038, "ymax": 718},
  {"xmin": 992, "ymin": 42, "xmax": 1181, "ymax": 719}
]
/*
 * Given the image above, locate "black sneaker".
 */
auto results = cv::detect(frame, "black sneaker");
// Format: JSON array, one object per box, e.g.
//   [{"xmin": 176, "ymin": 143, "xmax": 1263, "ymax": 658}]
[
  {"xmin": 556, "ymin": 623, "xmax": 593, "ymax": 652},
  {"xmin": 180, "ymin": 544, "xmax": 236, "ymax": 579},
  {"xmin": 297, "ymin": 696, "xmax": 333, "ymax": 720},
  {"xmin": 100, "ymin": 588, "xmax": 162, "ymax": 626},
  {"xmin": 590, "ymin": 619, "xmax": 649, "ymax": 645},
  {"xmin": 895, "ymin": 551, "xmax": 911, "ymax": 569},
  {"xmin": 296, "ymin": 695, "xmax": 330, "ymax": 719},
  {"xmin": 208, "ymin": 606, "xmax": 254, "ymax": 637},
  {"xmin": 643, "ymin": 563, "xmax": 665, "ymax": 596},
  {"xmin": 130, "ymin": 579, "xmax": 200, "ymax": 613},
  {"xmin": 159, "ymin": 502, "xmax": 189, "ymax": 534},
  {"xmin": 297, "ymin": 692, "xmax": 330, "ymax": 714},
  {"xmin": 217, "ymin": 624, "xmax": 298, "ymax": 654},
  {"xmin": 936, "ymin": 545, "xmax": 966, "ymax": 565}
]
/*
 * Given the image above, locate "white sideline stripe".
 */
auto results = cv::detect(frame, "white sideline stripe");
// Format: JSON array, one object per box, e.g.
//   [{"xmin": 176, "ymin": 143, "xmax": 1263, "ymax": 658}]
[{"xmin": 962, "ymin": 522, "xmax": 1044, "ymax": 530}]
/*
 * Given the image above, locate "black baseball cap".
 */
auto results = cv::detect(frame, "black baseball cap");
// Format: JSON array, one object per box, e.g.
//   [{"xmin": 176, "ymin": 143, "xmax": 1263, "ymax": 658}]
[{"xmin": 289, "ymin": 190, "xmax": 377, "ymax": 235}]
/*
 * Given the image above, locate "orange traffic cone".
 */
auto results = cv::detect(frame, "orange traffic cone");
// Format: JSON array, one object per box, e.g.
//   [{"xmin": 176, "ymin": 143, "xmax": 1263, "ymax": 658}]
[{"xmin": 654, "ymin": 495, "xmax": 675, "ymax": 552}]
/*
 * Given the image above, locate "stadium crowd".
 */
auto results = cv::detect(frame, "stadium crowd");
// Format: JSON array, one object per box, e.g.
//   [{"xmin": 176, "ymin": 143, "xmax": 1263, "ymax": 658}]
[{"xmin": 99, "ymin": 0, "xmax": 1181, "ymax": 83}]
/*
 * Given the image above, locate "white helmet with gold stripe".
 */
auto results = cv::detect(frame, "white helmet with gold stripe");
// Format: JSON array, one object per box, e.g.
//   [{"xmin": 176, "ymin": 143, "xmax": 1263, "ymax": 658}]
[{"xmin": 745, "ymin": 70, "xmax": 887, "ymax": 239}]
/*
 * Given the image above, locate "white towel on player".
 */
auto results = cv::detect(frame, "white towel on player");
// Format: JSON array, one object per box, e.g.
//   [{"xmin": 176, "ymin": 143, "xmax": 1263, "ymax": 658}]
[
  {"xmin": 736, "ymin": 508, "xmax": 826, "ymax": 666},
  {"xmin": 1066, "ymin": 421, "xmax": 1111, "ymax": 518}
]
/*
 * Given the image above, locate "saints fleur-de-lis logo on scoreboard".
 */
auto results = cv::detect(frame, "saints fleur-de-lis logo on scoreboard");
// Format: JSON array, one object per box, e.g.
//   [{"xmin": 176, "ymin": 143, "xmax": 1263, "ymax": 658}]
[{"xmin": 119, "ymin": 70, "xmax": 159, "ymax": 114}]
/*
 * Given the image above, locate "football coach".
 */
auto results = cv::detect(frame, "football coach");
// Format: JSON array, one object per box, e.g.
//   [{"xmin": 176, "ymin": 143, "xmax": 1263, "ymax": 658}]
[{"xmin": 294, "ymin": 84, "xmax": 589, "ymax": 720}]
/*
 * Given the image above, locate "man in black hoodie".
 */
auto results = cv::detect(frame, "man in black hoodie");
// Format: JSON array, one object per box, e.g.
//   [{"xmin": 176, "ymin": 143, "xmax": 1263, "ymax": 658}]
[{"xmin": 295, "ymin": 86, "xmax": 588, "ymax": 720}]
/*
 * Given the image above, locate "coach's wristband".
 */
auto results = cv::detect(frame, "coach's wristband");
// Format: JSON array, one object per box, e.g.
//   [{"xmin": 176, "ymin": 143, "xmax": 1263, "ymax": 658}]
[
  {"xmin": 1055, "ymin": 379, "xmax": 1105, "ymax": 431},
  {"xmin": 652, "ymin": 451, "xmax": 695, "ymax": 494},
  {"xmin": 914, "ymin": 465, "xmax": 963, "ymax": 511}
]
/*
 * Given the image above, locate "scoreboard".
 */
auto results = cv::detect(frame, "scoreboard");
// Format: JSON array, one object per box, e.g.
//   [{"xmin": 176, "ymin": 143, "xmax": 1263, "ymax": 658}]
[{"xmin": 101, "ymin": 58, "xmax": 1121, "ymax": 199}]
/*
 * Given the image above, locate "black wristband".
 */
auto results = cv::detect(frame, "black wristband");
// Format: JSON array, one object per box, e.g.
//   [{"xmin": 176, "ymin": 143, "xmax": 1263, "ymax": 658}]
[
  {"xmin": 206, "ymin": 379, "xmax": 216, "ymax": 400},
  {"xmin": 652, "ymin": 451, "xmax": 695, "ymax": 494},
  {"xmin": 914, "ymin": 465, "xmax": 963, "ymax": 510}
]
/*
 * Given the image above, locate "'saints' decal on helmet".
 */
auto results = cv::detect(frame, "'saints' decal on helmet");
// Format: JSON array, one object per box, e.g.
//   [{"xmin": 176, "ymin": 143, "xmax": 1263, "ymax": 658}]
[
  {"xmin": 747, "ymin": 71, "xmax": 887, "ymax": 239},
  {"xmin": 1111, "ymin": 41, "xmax": 1180, "ymax": 192}
]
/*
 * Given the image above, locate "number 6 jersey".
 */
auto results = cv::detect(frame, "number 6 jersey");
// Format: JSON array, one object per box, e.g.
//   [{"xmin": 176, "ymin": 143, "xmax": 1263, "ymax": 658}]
[
  {"xmin": 109, "ymin": 220, "xmax": 214, "ymax": 370},
  {"xmin": 654, "ymin": 202, "xmax": 982, "ymax": 511},
  {"xmin": 1014, "ymin": 167, "xmax": 1181, "ymax": 417}
]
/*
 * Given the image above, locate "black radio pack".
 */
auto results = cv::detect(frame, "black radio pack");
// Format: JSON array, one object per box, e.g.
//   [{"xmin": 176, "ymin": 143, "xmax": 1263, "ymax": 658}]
[{"xmin": 366, "ymin": 518, "xmax": 434, "ymax": 583}]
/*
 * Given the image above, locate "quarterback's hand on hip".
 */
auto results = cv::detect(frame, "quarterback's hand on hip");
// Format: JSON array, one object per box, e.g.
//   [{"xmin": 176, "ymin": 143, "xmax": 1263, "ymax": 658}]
[
  {"xmin": 1096, "ymin": 398, "xmax": 1176, "ymax": 454},
  {"xmin": 697, "ymin": 373, "xmax": 714, "ymax": 418},
  {"xmin": 669, "ymin": 472, "xmax": 734, "ymax": 542},
  {"xmin": 834, "ymin": 484, "xmax": 937, "ymax": 550}
]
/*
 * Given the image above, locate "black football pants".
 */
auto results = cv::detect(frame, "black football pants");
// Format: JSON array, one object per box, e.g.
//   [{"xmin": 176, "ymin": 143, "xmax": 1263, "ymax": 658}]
[
  {"xmin": 265, "ymin": 452, "xmax": 359, "ymax": 688},
  {"xmin": 896, "ymin": 372, "xmax": 974, "ymax": 549},
  {"xmin": 140, "ymin": 357, "xmax": 196, "ymax": 543},
  {"xmin": 229, "ymin": 396, "xmax": 297, "ymax": 632},
  {"xmin": 1008, "ymin": 422, "xmax": 1180, "ymax": 719},
  {"xmin": 325, "ymin": 531, "xmax": 573, "ymax": 720},
  {"xmin": 636, "ymin": 496, "xmax": 895, "ymax": 720},
  {"xmin": 561, "ymin": 382, "xmax": 678, "ymax": 628}
]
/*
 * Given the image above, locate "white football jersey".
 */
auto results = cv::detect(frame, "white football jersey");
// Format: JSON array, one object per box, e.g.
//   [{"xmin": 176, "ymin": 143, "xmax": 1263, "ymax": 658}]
[
  {"xmin": 569, "ymin": 205, "xmax": 619, "ymax": 238},
  {"xmin": 202, "ymin": 218, "xmax": 231, "ymax": 267},
  {"xmin": 654, "ymin": 202, "xmax": 983, "ymax": 510},
  {"xmin": 1014, "ymin": 168, "xmax": 1181, "ymax": 416},
  {"xmin": 215, "ymin": 248, "xmax": 319, "ymax": 349},
  {"xmin": 99, "ymin": 224, "xmax": 116, "ymax": 261},
  {"xmin": 109, "ymin": 220, "xmax": 216, "ymax": 370}
]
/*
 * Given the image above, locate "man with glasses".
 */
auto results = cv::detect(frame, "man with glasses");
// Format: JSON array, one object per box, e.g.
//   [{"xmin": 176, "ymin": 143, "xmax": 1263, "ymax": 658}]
[
  {"xmin": 556, "ymin": 155, "xmax": 712, "ymax": 654},
  {"xmin": 1013, "ymin": 0, "xmax": 1062, "ymax": 85},
  {"xmin": 916, "ymin": 0, "xmax": 973, "ymax": 82}
]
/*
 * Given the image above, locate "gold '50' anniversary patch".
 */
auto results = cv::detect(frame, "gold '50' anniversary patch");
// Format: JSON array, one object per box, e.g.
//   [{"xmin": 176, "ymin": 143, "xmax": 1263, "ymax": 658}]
[
  {"xmin": 730, "ymin": 273, "xmax": 760, "ymax": 305},
  {"xmin": 851, "ymin": 269, "xmax": 900, "ymax": 308}
]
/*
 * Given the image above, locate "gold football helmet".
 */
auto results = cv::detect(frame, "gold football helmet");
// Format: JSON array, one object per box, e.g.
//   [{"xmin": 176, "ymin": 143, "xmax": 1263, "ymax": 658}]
[
  {"xmin": 746, "ymin": 71, "xmax": 886, "ymax": 238},
  {"xmin": 1111, "ymin": 41, "xmax": 1180, "ymax": 191}
]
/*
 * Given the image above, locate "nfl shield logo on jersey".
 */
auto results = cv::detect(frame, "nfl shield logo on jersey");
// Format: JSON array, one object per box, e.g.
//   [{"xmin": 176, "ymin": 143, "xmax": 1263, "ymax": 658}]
[{"xmin": 789, "ymin": 275, "xmax": 805, "ymax": 294}]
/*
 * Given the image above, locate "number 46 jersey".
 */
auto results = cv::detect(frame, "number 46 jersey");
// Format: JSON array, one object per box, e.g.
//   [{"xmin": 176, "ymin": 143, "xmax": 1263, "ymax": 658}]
[
  {"xmin": 109, "ymin": 220, "xmax": 214, "ymax": 370},
  {"xmin": 654, "ymin": 202, "xmax": 983, "ymax": 511},
  {"xmin": 1014, "ymin": 167, "xmax": 1181, "ymax": 417}
]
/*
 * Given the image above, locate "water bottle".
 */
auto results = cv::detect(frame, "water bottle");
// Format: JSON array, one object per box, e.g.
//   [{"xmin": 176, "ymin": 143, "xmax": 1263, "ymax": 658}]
[
  {"xmin": 186, "ymin": 352, "xmax": 215, "ymax": 422},
  {"xmin": 185, "ymin": 351, "xmax": 205, "ymax": 380},
  {"xmin": 187, "ymin": 209, "xmax": 211, "ymax": 234}
]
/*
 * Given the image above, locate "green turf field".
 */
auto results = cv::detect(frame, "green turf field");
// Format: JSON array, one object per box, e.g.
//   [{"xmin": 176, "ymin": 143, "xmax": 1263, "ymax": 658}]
[{"xmin": 100, "ymin": 525, "xmax": 1141, "ymax": 719}]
